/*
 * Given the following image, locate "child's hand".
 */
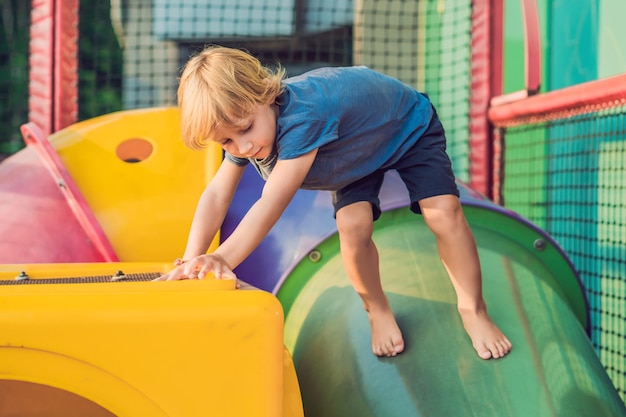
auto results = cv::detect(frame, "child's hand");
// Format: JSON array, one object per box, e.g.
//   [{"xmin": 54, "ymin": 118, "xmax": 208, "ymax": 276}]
[{"xmin": 153, "ymin": 254, "xmax": 237, "ymax": 281}]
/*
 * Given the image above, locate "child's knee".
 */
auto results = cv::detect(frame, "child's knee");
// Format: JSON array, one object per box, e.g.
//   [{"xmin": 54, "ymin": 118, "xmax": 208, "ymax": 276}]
[
  {"xmin": 336, "ymin": 202, "xmax": 374, "ymax": 241},
  {"xmin": 420, "ymin": 196, "xmax": 466, "ymax": 235}
]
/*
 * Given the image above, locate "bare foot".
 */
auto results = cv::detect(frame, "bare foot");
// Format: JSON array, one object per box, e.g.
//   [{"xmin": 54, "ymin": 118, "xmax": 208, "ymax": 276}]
[
  {"xmin": 459, "ymin": 306, "xmax": 512, "ymax": 359},
  {"xmin": 367, "ymin": 307, "xmax": 405, "ymax": 357}
]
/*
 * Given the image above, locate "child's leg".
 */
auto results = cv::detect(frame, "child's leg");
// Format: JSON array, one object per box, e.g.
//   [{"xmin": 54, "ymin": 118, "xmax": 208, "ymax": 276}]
[
  {"xmin": 419, "ymin": 194, "xmax": 512, "ymax": 359},
  {"xmin": 336, "ymin": 201, "xmax": 404, "ymax": 357}
]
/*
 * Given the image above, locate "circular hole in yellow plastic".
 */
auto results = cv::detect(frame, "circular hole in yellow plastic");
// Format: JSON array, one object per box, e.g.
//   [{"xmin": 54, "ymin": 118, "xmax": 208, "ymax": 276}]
[
  {"xmin": 0, "ymin": 380, "xmax": 117, "ymax": 416},
  {"xmin": 116, "ymin": 138, "xmax": 153, "ymax": 163}
]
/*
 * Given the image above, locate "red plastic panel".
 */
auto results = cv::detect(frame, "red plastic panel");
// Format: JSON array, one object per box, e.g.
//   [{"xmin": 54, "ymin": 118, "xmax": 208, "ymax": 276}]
[
  {"xmin": 28, "ymin": 0, "xmax": 54, "ymax": 135},
  {"xmin": 521, "ymin": 0, "xmax": 542, "ymax": 95},
  {"xmin": 28, "ymin": 0, "xmax": 79, "ymax": 135},
  {"xmin": 468, "ymin": 0, "xmax": 503, "ymax": 198},
  {"xmin": 54, "ymin": 0, "xmax": 79, "ymax": 131},
  {"xmin": 489, "ymin": 73, "xmax": 626, "ymax": 126},
  {"xmin": 20, "ymin": 122, "xmax": 119, "ymax": 262},
  {"xmin": 0, "ymin": 148, "xmax": 105, "ymax": 263}
]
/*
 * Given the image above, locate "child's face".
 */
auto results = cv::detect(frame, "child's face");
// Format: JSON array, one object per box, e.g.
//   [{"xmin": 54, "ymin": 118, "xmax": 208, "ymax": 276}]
[{"xmin": 213, "ymin": 103, "xmax": 278, "ymax": 160}]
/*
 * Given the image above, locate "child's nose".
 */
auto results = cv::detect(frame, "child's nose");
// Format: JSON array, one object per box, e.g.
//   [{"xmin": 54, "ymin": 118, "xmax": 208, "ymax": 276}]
[{"xmin": 240, "ymin": 141, "xmax": 254, "ymax": 156}]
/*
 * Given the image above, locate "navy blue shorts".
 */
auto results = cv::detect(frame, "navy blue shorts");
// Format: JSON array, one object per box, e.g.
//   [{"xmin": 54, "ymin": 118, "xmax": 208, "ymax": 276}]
[{"xmin": 331, "ymin": 110, "xmax": 459, "ymax": 220}]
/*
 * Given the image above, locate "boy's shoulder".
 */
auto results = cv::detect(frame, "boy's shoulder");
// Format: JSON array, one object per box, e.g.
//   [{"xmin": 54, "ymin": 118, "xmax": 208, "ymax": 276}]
[
  {"xmin": 284, "ymin": 66, "xmax": 409, "ymax": 95},
  {"xmin": 285, "ymin": 66, "xmax": 376, "ymax": 84}
]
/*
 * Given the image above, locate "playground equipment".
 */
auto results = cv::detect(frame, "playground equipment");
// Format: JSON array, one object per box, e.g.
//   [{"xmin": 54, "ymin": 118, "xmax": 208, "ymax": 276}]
[
  {"xmin": 0, "ymin": 262, "xmax": 303, "ymax": 417},
  {"xmin": 0, "ymin": 108, "xmax": 220, "ymax": 264},
  {"xmin": 0, "ymin": 108, "xmax": 625, "ymax": 416}
]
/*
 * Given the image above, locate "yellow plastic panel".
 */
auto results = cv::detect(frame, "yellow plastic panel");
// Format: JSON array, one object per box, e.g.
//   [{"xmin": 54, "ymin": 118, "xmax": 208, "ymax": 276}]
[
  {"xmin": 0, "ymin": 262, "xmax": 290, "ymax": 417},
  {"xmin": 46, "ymin": 108, "xmax": 222, "ymax": 262}
]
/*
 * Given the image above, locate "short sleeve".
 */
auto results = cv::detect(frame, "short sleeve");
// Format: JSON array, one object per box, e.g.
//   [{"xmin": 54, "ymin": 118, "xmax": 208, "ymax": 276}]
[{"xmin": 277, "ymin": 116, "xmax": 338, "ymax": 160}]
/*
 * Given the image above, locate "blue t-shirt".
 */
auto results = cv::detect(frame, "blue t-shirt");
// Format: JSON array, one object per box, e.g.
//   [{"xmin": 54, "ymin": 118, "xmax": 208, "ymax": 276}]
[{"xmin": 225, "ymin": 66, "xmax": 433, "ymax": 191}]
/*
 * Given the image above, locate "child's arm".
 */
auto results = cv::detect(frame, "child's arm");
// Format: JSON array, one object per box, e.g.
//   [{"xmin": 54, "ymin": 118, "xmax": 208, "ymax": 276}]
[
  {"xmin": 160, "ymin": 149, "xmax": 318, "ymax": 281},
  {"xmin": 215, "ymin": 149, "xmax": 318, "ymax": 267},
  {"xmin": 183, "ymin": 160, "xmax": 246, "ymax": 260}
]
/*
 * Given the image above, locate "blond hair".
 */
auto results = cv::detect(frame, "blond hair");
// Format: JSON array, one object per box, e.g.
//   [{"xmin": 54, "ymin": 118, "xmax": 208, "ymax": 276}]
[{"xmin": 177, "ymin": 46, "xmax": 285, "ymax": 149}]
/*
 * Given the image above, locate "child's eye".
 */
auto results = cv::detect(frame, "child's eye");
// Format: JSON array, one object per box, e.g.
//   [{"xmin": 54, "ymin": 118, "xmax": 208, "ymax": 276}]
[
  {"xmin": 241, "ymin": 124, "xmax": 252, "ymax": 133},
  {"xmin": 221, "ymin": 139, "xmax": 232, "ymax": 146}
]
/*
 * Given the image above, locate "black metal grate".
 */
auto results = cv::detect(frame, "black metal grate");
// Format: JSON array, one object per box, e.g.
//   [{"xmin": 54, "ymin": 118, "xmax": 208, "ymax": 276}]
[{"xmin": 0, "ymin": 272, "xmax": 161, "ymax": 285}]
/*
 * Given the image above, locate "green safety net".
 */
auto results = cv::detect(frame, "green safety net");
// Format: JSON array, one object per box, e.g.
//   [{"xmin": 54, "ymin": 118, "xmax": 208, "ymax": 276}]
[
  {"xmin": 501, "ymin": 106, "xmax": 626, "ymax": 401},
  {"xmin": 0, "ymin": 0, "xmax": 472, "ymax": 181}
]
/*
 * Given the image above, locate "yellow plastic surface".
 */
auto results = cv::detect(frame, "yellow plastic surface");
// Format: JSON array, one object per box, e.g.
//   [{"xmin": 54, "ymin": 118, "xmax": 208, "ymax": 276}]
[
  {"xmin": 46, "ymin": 108, "xmax": 222, "ymax": 262},
  {"xmin": 0, "ymin": 262, "xmax": 303, "ymax": 417}
]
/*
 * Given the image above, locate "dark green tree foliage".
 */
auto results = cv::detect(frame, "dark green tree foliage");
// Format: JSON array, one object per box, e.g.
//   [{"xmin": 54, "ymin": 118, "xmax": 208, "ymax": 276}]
[
  {"xmin": 0, "ymin": 1, "xmax": 123, "ymax": 158},
  {"xmin": 78, "ymin": 0, "xmax": 123, "ymax": 121},
  {"xmin": 0, "ymin": 0, "xmax": 30, "ymax": 157}
]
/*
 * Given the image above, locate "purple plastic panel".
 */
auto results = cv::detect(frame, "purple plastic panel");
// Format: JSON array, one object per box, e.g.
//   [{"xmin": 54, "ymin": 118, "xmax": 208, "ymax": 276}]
[{"xmin": 223, "ymin": 166, "xmax": 428, "ymax": 292}]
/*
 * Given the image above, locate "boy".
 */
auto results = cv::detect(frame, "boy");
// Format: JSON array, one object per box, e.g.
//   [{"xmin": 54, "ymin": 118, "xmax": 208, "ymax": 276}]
[{"xmin": 156, "ymin": 46, "xmax": 512, "ymax": 359}]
